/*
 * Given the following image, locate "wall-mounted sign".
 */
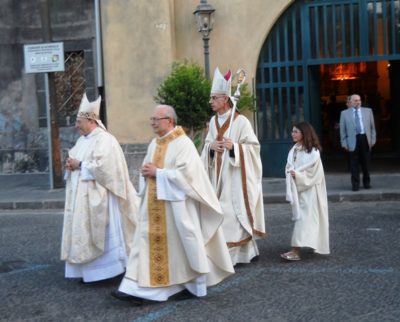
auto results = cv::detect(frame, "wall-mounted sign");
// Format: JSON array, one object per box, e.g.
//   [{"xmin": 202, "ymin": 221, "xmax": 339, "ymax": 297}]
[{"xmin": 24, "ymin": 42, "xmax": 65, "ymax": 73}]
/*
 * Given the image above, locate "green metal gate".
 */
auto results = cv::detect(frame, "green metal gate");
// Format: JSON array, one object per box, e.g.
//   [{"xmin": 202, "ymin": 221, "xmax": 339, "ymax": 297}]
[{"xmin": 257, "ymin": 0, "xmax": 400, "ymax": 176}]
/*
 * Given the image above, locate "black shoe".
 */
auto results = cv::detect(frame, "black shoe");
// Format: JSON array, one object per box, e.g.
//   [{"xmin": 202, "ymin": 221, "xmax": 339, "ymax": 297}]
[
  {"xmin": 250, "ymin": 255, "xmax": 260, "ymax": 263},
  {"xmin": 364, "ymin": 184, "xmax": 371, "ymax": 189},
  {"xmin": 79, "ymin": 273, "xmax": 124, "ymax": 285},
  {"xmin": 111, "ymin": 291, "xmax": 143, "ymax": 305},
  {"xmin": 172, "ymin": 289, "xmax": 196, "ymax": 301},
  {"xmin": 352, "ymin": 186, "xmax": 359, "ymax": 191},
  {"xmin": 79, "ymin": 278, "xmax": 103, "ymax": 285}
]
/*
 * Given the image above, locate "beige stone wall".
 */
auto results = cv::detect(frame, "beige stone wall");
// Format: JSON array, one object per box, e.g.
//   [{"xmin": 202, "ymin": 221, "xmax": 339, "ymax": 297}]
[
  {"xmin": 101, "ymin": 0, "xmax": 176, "ymax": 143},
  {"xmin": 101, "ymin": 0, "xmax": 294, "ymax": 144}
]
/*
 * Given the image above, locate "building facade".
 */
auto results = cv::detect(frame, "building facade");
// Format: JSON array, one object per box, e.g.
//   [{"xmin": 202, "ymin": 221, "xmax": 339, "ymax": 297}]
[
  {"xmin": 1, "ymin": 0, "xmax": 399, "ymax": 179},
  {"xmin": 0, "ymin": 0, "xmax": 97, "ymax": 175}
]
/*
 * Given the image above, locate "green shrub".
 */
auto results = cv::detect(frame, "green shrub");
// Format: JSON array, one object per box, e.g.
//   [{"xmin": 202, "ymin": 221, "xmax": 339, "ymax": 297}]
[
  {"xmin": 155, "ymin": 60, "xmax": 255, "ymax": 148},
  {"xmin": 235, "ymin": 83, "xmax": 255, "ymax": 112},
  {"xmin": 155, "ymin": 61, "xmax": 212, "ymax": 138}
]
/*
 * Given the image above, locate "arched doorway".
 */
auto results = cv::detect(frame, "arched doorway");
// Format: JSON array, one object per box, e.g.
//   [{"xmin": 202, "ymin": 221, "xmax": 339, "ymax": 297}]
[{"xmin": 256, "ymin": 0, "xmax": 400, "ymax": 177}]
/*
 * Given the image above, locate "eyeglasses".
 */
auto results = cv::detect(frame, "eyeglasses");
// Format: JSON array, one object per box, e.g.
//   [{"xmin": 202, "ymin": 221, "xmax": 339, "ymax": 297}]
[
  {"xmin": 150, "ymin": 117, "xmax": 170, "ymax": 122},
  {"xmin": 209, "ymin": 95, "xmax": 225, "ymax": 100}
]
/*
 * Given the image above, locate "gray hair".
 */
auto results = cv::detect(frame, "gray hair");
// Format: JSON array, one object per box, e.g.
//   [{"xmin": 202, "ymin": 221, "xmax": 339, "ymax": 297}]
[{"xmin": 156, "ymin": 105, "xmax": 178, "ymax": 126}]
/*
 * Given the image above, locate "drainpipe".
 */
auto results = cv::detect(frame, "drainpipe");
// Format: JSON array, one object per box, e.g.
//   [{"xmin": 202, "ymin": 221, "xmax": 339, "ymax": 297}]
[{"xmin": 94, "ymin": 0, "xmax": 106, "ymax": 124}]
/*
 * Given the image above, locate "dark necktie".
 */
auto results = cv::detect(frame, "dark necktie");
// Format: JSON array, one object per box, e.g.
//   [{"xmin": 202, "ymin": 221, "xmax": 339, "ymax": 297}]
[{"xmin": 354, "ymin": 109, "xmax": 362, "ymax": 134}]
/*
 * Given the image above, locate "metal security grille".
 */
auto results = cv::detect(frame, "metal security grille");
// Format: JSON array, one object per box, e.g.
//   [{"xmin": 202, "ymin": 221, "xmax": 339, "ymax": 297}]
[
  {"xmin": 257, "ymin": 3, "xmax": 304, "ymax": 142},
  {"xmin": 53, "ymin": 51, "xmax": 85, "ymax": 127},
  {"xmin": 256, "ymin": 0, "xmax": 400, "ymax": 176},
  {"xmin": 306, "ymin": 0, "xmax": 400, "ymax": 61}
]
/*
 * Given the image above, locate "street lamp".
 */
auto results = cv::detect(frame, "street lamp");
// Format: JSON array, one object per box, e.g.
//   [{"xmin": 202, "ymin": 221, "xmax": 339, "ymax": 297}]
[{"xmin": 193, "ymin": 0, "xmax": 215, "ymax": 79}]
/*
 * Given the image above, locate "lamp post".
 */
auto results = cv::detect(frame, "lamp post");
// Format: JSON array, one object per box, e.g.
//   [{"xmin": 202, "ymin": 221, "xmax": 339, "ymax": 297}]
[{"xmin": 193, "ymin": 0, "xmax": 215, "ymax": 79}]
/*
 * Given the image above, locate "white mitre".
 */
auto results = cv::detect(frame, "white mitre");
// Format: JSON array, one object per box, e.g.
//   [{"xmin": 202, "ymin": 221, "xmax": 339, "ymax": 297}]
[
  {"xmin": 211, "ymin": 67, "xmax": 232, "ymax": 96},
  {"xmin": 77, "ymin": 93, "xmax": 106, "ymax": 130}
]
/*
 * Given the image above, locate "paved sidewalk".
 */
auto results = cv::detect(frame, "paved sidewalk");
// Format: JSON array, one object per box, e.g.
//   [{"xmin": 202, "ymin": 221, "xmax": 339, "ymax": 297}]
[
  {"xmin": 0, "ymin": 174, "xmax": 65, "ymax": 210},
  {"xmin": 263, "ymin": 172, "xmax": 400, "ymax": 203},
  {"xmin": 0, "ymin": 172, "xmax": 399, "ymax": 210}
]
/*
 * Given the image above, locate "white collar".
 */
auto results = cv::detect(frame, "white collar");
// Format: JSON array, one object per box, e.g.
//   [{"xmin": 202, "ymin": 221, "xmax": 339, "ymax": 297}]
[
  {"xmin": 84, "ymin": 126, "xmax": 102, "ymax": 139},
  {"xmin": 217, "ymin": 109, "xmax": 231, "ymax": 120},
  {"xmin": 158, "ymin": 127, "xmax": 176, "ymax": 139}
]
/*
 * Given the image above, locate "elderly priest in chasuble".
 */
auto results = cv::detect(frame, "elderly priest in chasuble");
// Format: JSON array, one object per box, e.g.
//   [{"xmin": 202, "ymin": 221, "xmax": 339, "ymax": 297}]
[
  {"xmin": 112, "ymin": 105, "xmax": 234, "ymax": 304},
  {"xmin": 201, "ymin": 68, "xmax": 266, "ymax": 266},
  {"xmin": 61, "ymin": 93, "xmax": 138, "ymax": 283}
]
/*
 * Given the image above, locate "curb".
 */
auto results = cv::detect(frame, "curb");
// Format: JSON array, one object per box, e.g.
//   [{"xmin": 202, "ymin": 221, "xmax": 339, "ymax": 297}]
[
  {"xmin": 1, "ymin": 192, "xmax": 399, "ymax": 211},
  {"xmin": 263, "ymin": 191, "xmax": 400, "ymax": 204},
  {"xmin": 331, "ymin": 191, "xmax": 400, "ymax": 202},
  {"xmin": 0, "ymin": 200, "xmax": 65, "ymax": 211}
]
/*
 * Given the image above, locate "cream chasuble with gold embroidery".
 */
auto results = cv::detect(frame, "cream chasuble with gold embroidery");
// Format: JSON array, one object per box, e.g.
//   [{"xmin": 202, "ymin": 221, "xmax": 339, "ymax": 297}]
[
  {"xmin": 201, "ymin": 114, "xmax": 266, "ymax": 265},
  {"xmin": 121, "ymin": 127, "xmax": 234, "ymax": 299},
  {"xmin": 61, "ymin": 127, "xmax": 138, "ymax": 265}
]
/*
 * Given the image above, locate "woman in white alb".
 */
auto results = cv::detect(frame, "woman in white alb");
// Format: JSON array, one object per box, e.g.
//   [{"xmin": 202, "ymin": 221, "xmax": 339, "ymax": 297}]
[{"xmin": 281, "ymin": 122, "xmax": 330, "ymax": 261}]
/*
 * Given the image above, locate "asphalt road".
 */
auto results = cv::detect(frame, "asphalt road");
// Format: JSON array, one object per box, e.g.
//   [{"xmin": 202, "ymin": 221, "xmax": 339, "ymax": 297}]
[{"xmin": 0, "ymin": 201, "xmax": 399, "ymax": 322}]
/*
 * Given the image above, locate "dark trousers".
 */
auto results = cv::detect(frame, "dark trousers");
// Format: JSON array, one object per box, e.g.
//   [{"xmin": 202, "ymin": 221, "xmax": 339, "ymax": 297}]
[{"xmin": 348, "ymin": 134, "xmax": 371, "ymax": 188}]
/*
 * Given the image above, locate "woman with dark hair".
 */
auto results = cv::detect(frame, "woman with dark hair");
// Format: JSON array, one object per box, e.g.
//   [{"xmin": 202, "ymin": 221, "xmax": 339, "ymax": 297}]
[{"xmin": 281, "ymin": 122, "xmax": 330, "ymax": 261}]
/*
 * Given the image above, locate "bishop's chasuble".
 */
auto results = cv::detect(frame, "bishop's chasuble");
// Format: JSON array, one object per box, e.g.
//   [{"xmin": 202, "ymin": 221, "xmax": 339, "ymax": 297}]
[
  {"xmin": 119, "ymin": 126, "xmax": 234, "ymax": 301},
  {"xmin": 61, "ymin": 127, "xmax": 138, "ymax": 281},
  {"xmin": 201, "ymin": 112, "xmax": 266, "ymax": 265}
]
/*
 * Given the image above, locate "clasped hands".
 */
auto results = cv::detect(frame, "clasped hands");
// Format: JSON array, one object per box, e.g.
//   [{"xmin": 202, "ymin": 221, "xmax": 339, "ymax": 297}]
[
  {"xmin": 211, "ymin": 138, "xmax": 233, "ymax": 153},
  {"xmin": 286, "ymin": 168, "xmax": 296, "ymax": 178},
  {"xmin": 141, "ymin": 162, "xmax": 157, "ymax": 178},
  {"xmin": 65, "ymin": 157, "xmax": 80, "ymax": 171}
]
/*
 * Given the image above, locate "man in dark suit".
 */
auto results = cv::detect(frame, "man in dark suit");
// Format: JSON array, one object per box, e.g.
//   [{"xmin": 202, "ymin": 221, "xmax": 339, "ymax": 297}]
[{"xmin": 340, "ymin": 94, "xmax": 376, "ymax": 191}]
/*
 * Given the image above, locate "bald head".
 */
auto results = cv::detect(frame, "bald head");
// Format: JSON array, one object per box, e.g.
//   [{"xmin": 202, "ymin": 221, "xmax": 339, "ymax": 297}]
[
  {"xmin": 155, "ymin": 105, "xmax": 177, "ymax": 125},
  {"xmin": 151, "ymin": 105, "xmax": 177, "ymax": 137},
  {"xmin": 350, "ymin": 94, "xmax": 361, "ymax": 109}
]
